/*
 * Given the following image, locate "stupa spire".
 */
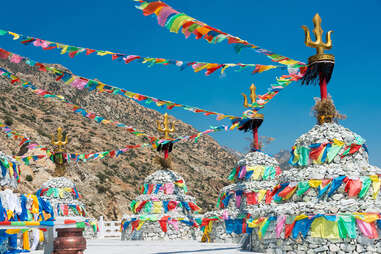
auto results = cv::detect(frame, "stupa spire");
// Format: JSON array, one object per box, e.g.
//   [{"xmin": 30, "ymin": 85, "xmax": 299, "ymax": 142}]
[
  {"xmin": 155, "ymin": 114, "xmax": 175, "ymax": 168},
  {"xmin": 51, "ymin": 127, "xmax": 69, "ymax": 176},
  {"xmin": 240, "ymin": 84, "xmax": 264, "ymax": 151},
  {"xmin": 301, "ymin": 13, "xmax": 335, "ymax": 100}
]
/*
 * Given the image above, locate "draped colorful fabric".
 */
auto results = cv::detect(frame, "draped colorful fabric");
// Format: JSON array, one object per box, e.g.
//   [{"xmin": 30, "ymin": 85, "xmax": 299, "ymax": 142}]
[
  {"xmin": 122, "ymin": 215, "xmax": 198, "ymax": 233},
  {"xmin": 246, "ymin": 213, "xmax": 381, "ymax": 240},
  {"xmin": 218, "ymin": 175, "xmax": 381, "ymax": 209},
  {"xmin": 228, "ymin": 165, "xmax": 281, "ymax": 182},
  {"xmin": 0, "ymin": 155, "xmax": 21, "ymax": 184},
  {"xmin": 289, "ymin": 138, "xmax": 367, "ymax": 166},
  {"xmin": 131, "ymin": 199, "xmax": 201, "ymax": 214}
]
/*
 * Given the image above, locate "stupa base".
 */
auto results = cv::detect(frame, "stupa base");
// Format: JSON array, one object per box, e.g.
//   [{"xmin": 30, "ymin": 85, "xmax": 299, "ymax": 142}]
[
  {"xmin": 244, "ymin": 230, "xmax": 381, "ymax": 254},
  {"xmin": 123, "ymin": 221, "xmax": 200, "ymax": 241},
  {"xmin": 207, "ymin": 221, "xmax": 244, "ymax": 244}
]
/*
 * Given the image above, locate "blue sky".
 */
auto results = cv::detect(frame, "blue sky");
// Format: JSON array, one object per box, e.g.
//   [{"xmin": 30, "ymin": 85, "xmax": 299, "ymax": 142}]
[{"xmin": 0, "ymin": 0, "xmax": 380, "ymax": 166}]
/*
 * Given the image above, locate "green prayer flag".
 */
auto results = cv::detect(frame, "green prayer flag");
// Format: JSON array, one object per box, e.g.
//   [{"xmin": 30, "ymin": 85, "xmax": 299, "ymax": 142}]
[
  {"xmin": 216, "ymin": 195, "xmax": 221, "ymax": 208},
  {"xmin": 0, "ymin": 30, "xmax": 7, "ymax": 36},
  {"xmin": 130, "ymin": 200, "xmax": 137, "ymax": 211},
  {"xmin": 300, "ymin": 147, "xmax": 310, "ymax": 166},
  {"xmin": 165, "ymin": 13, "xmax": 186, "ymax": 30},
  {"xmin": 228, "ymin": 168, "xmax": 236, "ymax": 181},
  {"xmin": 327, "ymin": 144, "xmax": 342, "ymax": 162},
  {"xmin": 296, "ymin": 182, "xmax": 310, "ymax": 196},
  {"xmin": 144, "ymin": 201, "xmax": 152, "ymax": 213},
  {"xmin": 338, "ymin": 215, "xmax": 356, "ymax": 239},
  {"xmin": 359, "ymin": 177, "xmax": 372, "ymax": 198}
]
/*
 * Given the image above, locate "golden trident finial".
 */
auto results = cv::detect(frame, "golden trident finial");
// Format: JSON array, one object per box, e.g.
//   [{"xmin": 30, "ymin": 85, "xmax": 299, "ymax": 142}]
[
  {"xmin": 157, "ymin": 113, "xmax": 175, "ymax": 140},
  {"xmin": 51, "ymin": 127, "xmax": 68, "ymax": 153},
  {"xmin": 302, "ymin": 13, "xmax": 333, "ymax": 55},
  {"xmin": 242, "ymin": 84, "xmax": 256, "ymax": 108}
]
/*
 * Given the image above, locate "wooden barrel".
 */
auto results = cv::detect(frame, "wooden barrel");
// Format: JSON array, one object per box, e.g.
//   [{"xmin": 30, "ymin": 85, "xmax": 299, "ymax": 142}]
[{"xmin": 53, "ymin": 228, "xmax": 86, "ymax": 254}]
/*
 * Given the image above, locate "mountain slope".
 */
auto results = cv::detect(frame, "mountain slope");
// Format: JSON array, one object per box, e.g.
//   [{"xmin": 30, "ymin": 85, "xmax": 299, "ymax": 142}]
[{"xmin": 0, "ymin": 57, "xmax": 238, "ymax": 220}]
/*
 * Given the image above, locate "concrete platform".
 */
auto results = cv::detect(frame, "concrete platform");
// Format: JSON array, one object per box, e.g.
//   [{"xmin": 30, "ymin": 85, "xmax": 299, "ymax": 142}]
[{"xmin": 29, "ymin": 238, "xmax": 257, "ymax": 254}]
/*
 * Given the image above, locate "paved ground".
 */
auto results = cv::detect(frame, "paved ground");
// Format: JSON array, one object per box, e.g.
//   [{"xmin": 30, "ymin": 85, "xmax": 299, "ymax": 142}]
[
  {"xmin": 84, "ymin": 239, "xmax": 252, "ymax": 254},
  {"xmin": 29, "ymin": 239, "xmax": 256, "ymax": 254}
]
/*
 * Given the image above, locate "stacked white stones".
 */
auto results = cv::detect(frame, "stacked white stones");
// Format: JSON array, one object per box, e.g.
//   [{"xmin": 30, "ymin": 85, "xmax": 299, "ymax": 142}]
[
  {"xmin": 246, "ymin": 123, "xmax": 381, "ymax": 254},
  {"xmin": 39, "ymin": 177, "xmax": 86, "ymax": 217},
  {"xmin": 0, "ymin": 151, "xmax": 19, "ymax": 189},
  {"xmin": 204, "ymin": 151, "xmax": 281, "ymax": 243},
  {"xmin": 123, "ymin": 169, "xmax": 201, "ymax": 241},
  {"xmin": 39, "ymin": 177, "xmax": 98, "ymax": 239}
]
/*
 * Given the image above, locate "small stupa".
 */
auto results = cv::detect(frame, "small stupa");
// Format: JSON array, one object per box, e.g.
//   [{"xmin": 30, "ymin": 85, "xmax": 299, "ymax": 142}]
[
  {"xmin": 38, "ymin": 128, "xmax": 86, "ymax": 219},
  {"xmin": 37, "ymin": 127, "xmax": 95, "ymax": 241},
  {"xmin": 122, "ymin": 114, "xmax": 201, "ymax": 240},
  {"xmin": 202, "ymin": 87, "xmax": 282, "ymax": 243}
]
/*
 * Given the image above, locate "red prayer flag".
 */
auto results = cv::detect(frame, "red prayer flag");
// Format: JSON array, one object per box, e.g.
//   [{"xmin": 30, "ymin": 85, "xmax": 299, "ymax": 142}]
[
  {"xmin": 245, "ymin": 192, "xmax": 257, "ymax": 205},
  {"xmin": 346, "ymin": 179, "xmax": 362, "ymax": 197},
  {"xmin": 284, "ymin": 221, "xmax": 296, "ymax": 239},
  {"xmin": 86, "ymin": 49, "xmax": 96, "ymax": 55},
  {"xmin": 167, "ymin": 201, "xmax": 177, "ymax": 211},
  {"xmin": 0, "ymin": 49, "xmax": 10, "ymax": 59}
]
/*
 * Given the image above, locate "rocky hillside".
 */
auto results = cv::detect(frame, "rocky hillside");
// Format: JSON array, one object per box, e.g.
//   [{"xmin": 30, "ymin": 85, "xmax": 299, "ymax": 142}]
[
  {"xmin": 274, "ymin": 149, "xmax": 291, "ymax": 170},
  {"xmin": 0, "ymin": 56, "xmax": 239, "ymax": 220}
]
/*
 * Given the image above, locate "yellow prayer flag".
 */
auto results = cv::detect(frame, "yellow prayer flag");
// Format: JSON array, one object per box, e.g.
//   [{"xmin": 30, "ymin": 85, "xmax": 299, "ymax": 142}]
[
  {"xmin": 136, "ymin": 221, "xmax": 145, "ymax": 231},
  {"xmin": 96, "ymin": 51, "xmax": 113, "ymax": 56},
  {"xmin": 152, "ymin": 201, "xmax": 162, "ymax": 214},
  {"xmin": 370, "ymin": 175, "xmax": 381, "ymax": 199},
  {"xmin": 295, "ymin": 214, "xmax": 309, "ymax": 221},
  {"xmin": 60, "ymin": 45, "xmax": 69, "ymax": 55},
  {"xmin": 309, "ymin": 179, "xmax": 322, "ymax": 188},
  {"xmin": 247, "ymin": 218, "xmax": 262, "ymax": 228},
  {"xmin": 310, "ymin": 217, "xmax": 339, "ymax": 239},
  {"xmin": 353, "ymin": 213, "xmax": 380, "ymax": 223},
  {"xmin": 333, "ymin": 139, "xmax": 345, "ymax": 146},
  {"xmin": 251, "ymin": 166, "xmax": 265, "ymax": 180},
  {"xmin": 257, "ymin": 190, "xmax": 267, "ymax": 203},
  {"xmin": 193, "ymin": 63, "xmax": 208, "ymax": 73},
  {"xmin": 9, "ymin": 32, "xmax": 20, "ymax": 40}
]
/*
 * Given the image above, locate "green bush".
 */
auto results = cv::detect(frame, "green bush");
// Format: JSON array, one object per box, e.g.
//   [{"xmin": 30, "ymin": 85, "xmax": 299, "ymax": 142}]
[
  {"xmin": 25, "ymin": 175, "xmax": 33, "ymax": 182},
  {"xmin": 4, "ymin": 116, "xmax": 13, "ymax": 126},
  {"xmin": 95, "ymin": 185, "xmax": 107, "ymax": 193}
]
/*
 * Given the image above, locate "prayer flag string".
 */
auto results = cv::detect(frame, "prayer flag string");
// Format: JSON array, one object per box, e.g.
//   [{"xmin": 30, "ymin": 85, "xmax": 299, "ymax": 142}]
[
  {"xmin": 0, "ymin": 29, "xmax": 285, "ymax": 77},
  {"xmin": 0, "ymin": 47, "xmax": 241, "ymax": 121},
  {"xmin": 134, "ymin": 1, "xmax": 305, "ymax": 67}
]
